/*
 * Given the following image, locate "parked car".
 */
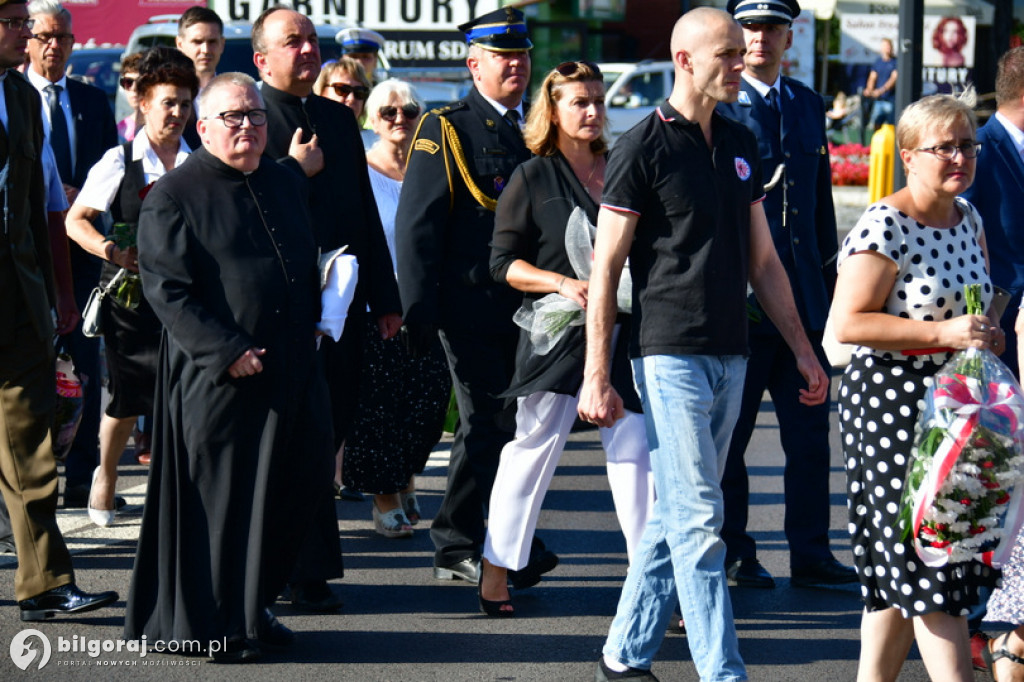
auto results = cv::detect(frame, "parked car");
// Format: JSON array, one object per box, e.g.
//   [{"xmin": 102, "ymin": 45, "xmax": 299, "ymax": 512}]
[
  {"xmin": 66, "ymin": 45, "xmax": 124, "ymax": 112},
  {"xmin": 601, "ymin": 60, "xmax": 673, "ymax": 142}
]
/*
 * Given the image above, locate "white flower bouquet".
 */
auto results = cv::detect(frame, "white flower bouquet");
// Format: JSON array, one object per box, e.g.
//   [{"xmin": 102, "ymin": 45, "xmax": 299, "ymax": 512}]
[{"xmin": 901, "ymin": 285, "xmax": 1024, "ymax": 567}]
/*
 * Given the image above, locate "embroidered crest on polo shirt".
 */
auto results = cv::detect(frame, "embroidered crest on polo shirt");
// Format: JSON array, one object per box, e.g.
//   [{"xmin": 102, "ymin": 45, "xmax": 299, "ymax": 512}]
[{"xmin": 735, "ymin": 157, "xmax": 752, "ymax": 181}]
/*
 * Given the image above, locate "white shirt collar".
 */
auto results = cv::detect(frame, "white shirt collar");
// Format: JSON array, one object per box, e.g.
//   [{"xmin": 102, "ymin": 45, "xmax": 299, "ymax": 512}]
[
  {"xmin": 132, "ymin": 129, "xmax": 192, "ymax": 177},
  {"xmin": 742, "ymin": 72, "xmax": 782, "ymax": 101},
  {"xmin": 478, "ymin": 90, "xmax": 523, "ymax": 121},
  {"xmin": 993, "ymin": 111, "xmax": 1024, "ymax": 158},
  {"xmin": 26, "ymin": 67, "xmax": 67, "ymax": 92}
]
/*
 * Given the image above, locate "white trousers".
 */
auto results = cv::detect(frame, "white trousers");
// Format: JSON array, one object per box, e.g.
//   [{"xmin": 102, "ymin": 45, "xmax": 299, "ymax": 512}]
[{"xmin": 483, "ymin": 389, "xmax": 654, "ymax": 570}]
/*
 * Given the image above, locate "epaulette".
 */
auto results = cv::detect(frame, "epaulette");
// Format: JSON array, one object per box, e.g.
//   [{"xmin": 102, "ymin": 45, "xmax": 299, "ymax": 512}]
[{"xmin": 431, "ymin": 100, "xmax": 467, "ymax": 117}]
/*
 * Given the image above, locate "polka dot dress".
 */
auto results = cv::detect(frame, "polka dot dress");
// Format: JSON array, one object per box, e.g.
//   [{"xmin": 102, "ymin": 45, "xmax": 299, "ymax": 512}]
[{"xmin": 837, "ymin": 201, "xmax": 999, "ymax": 617}]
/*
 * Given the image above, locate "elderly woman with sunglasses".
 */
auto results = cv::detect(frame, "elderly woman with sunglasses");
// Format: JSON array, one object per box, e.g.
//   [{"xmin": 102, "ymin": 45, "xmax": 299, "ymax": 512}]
[
  {"xmin": 342, "ymin": 80, "xmax": 452, "ymax": 538},
  {"xmin": 477, "ymin": 61, "xmax": 654, "ymax": 617},
  {"xmin": 64, "ymin": 47, "xmax": 198, "ymax": 527},
  {"xmin": 831, "ymin": 95, "xmax": 1001, "ymax": 681}
]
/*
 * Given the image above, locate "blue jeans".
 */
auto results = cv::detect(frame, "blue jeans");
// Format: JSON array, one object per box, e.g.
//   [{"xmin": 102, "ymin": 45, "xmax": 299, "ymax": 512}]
[
  {"xmin": 603, "ymin": 354, "xmax": 748, "ymax": 681},
  {"xmin": 869, "ymin": 99, "xmax": 894, "ymax": 128}
]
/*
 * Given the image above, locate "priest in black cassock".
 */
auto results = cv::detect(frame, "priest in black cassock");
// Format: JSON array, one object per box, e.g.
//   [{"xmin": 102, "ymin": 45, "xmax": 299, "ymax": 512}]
[{"xmin": 124, "ymin": 72, "xmax": 333, "ymax": 663}]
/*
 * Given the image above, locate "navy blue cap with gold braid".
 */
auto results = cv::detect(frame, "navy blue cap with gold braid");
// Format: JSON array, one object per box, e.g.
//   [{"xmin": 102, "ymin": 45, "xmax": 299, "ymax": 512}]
[
  {"xmin": 458, "ymin": 7, "xmax": 532, "ymax": 52},
  {"xmin": 727, "ymin": 0, "xmax": 801, "ymax": 25}
]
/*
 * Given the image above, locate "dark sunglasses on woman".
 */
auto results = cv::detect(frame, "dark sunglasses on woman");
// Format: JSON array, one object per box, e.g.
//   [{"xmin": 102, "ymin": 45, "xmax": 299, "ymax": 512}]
[
  {"xmin": 379, "ymin": 103, "xmax": 421, "ymax": 122},
  {"xmin": 328, "ymin": 83, "xmax": 370, "ymax": 100},
  {"xmin": 119, "ymin": 76, "xmax": 136, "ymax": 90}
]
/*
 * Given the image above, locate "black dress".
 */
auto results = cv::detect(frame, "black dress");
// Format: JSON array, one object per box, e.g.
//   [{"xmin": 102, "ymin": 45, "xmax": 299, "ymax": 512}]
[{"xmin": 99, "ymin": 141, "xmax": 161, "ymax": 418}]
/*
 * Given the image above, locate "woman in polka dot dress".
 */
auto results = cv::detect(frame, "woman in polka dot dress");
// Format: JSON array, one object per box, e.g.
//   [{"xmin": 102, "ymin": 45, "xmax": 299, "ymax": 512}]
[{"xmin": 831, "ymin": 95, "xmax": 1004, "ymax": 681}]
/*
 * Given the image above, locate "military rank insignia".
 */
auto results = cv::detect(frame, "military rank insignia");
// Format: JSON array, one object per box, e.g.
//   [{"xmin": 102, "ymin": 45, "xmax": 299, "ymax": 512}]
[
  {"xmin": 485, "ymin": 119, "xmax": 496, "ymax": 129},
  {"xmin": 414, "ymin": 139, "xmax": 440, "ymax": 154}
]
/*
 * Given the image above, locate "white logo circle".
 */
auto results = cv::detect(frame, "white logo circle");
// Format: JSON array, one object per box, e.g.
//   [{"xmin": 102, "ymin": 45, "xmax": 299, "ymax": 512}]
[{"xmin": 9, "ymin": 629, "xmax": 51, "ymax": 670}]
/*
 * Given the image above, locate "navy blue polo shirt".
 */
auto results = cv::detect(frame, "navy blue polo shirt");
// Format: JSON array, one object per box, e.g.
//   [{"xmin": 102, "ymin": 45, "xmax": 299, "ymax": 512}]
[{"xmin": 602, "ymin": 101, "xmax": 764, "ymax": 358}]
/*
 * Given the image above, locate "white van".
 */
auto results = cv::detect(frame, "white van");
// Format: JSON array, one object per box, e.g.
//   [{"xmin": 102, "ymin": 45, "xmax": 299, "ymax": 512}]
[{"xmin": 602, "ymin": 60, "xmax": 673, "ymax": 142}]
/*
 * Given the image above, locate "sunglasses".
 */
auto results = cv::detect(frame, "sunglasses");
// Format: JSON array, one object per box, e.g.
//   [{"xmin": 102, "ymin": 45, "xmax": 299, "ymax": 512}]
[
  {"xmin": 553, "ymin": 61, "xmax": 602, "ymax": 77},
  {"xmin": 378, "ymin": 103, "xmax": 420, "ymax": 122},
  {"xmin": 119, "ymin": 76, "xmax": 136, "ymax": 90},
  {"xmin": 328, "ymin": 83, "xmax": 370, "ymax": 100}
]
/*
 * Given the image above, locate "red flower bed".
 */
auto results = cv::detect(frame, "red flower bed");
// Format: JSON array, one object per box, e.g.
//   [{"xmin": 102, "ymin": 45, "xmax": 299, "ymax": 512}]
[{"xmin": 829, "ymin": 142, "xmax": 870, "ymax": 186}]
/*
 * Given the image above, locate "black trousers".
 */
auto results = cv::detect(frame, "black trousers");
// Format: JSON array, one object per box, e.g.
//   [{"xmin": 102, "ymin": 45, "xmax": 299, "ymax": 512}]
[
  {"xmin": 430, "ymin": 327, "xmax": 517, "ymax": 566},
  {"xmin": 721, "ymin": 330, "xmax": 834, "ymax": 569}
]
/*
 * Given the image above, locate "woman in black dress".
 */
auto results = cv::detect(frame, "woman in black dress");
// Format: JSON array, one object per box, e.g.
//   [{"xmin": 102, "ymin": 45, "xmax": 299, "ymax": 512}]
[
  {"xmin": 832, "ymin": 95, "xmax": 1001, "ymax": 680},
  {"xmin": 477, "ymin": 62, "xmax": 653, "ymax": 616},
  {"xmin": 65, "ymin": 48, "xmax": 198, "ymax": 526}
]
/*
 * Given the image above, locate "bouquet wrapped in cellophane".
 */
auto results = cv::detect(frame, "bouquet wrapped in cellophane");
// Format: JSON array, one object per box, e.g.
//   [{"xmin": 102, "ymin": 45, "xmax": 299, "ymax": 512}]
[
  {"xmin": 513, "ymin": 207, "xmax": 632, "ymax": 355},
  {"xmin": 901, "ymin": 285, "xmax": 1024, "ymax": 568},
  {"xmin": 109, "ymin": 221, "xmax": 141, "ymax": 310}
]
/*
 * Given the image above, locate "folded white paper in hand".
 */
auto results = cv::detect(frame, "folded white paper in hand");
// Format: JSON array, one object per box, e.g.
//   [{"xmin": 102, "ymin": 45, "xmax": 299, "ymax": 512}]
[{"xmin": 318, "ymin": 247, "xmax": 359, "ymax": 342}]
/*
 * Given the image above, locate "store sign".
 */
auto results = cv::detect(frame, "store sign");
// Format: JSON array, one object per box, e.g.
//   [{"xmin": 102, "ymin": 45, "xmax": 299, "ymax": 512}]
[
  {"xmin": 213, "ymin": 0, "xmax": 501, "ymax": 27},
  {"xmin": 841, "ymin": 13, "xmax": 976, "ymax": 93}
]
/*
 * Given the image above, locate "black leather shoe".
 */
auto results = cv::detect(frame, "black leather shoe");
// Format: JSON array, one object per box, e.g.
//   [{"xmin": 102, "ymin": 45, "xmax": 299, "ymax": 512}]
[
  {"xmin": 257, "ymin": 609, "xmax": 295, "ymax": 649},
  {"xmin": 508, "ymin": 548, "xmax": 559, "ymax": 590},
  {"xmin": 725, "ymin": 557, "xmax": 776, "ymax": 589},
  {"xmin": 0, "ymin": 535, "xmax": 15, "ymax": 554},
  {"xmin": 210, "ymin": 638, "xmax": 261, "ymax": 664},
  {"xmin": 288, "ymin": 580, "xmax": 343, "ymax": 613},
  {"xmin": 791, "ymin": 557, "xmax": 858, "ymax": 587},
  {"xmin": 64, "ymin": 484, "xmax": 126, "ymax": 510},
  {"xmin": 595, "ymin": 658, "xmax": 660, "ymax": 681},
  {"xmin": 433, "ymin": 557, "xmax": 480, "ymax": 583},
  {"xmin": 19, "ymin": 583, "xmax": 118, "ymax": 621}
]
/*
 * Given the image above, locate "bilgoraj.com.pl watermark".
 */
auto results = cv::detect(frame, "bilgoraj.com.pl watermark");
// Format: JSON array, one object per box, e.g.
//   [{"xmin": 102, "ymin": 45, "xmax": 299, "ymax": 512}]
[{"xmin": 9, "ymin": 629, "xmax": 225, "ymax": 669}]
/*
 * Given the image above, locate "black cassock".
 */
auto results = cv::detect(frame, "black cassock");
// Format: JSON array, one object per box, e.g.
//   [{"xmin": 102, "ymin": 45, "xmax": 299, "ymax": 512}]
[{"xmin": 124, "ymin": 147, "xmax": 333, "ymax": 645}]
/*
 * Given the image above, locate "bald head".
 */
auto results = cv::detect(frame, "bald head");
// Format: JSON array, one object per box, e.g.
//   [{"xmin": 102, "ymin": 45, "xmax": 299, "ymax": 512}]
[
  {"xmin": 666, "ymin": 7, "xmax": 746, "ymax": 119},
  {"xmin": 671, "ymin": 7, "xmax": 737, "ymax": 57}
]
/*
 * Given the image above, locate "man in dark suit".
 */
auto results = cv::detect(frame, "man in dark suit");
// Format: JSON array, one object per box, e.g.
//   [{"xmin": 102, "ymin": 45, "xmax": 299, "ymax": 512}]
[
  {"xmin": 0, "ymin": 0, "xmax": 116, "ymax": 620},
  {"xmin": 962, "ymin": 46, "xmax": 1024, "ymax": 378},
  {"xmin": 717, "ymin": 0, "xmax": 855, "ymax": 589},
  {"xmin": 396, "ymin": 8, "xmax": 555, "ymax": 586},
  {"xmin": 252, "ymin": 6, "xmax": 402, "ymax": 612},
  {"xmin": 25, "ymin": 0, "xmax": 117, "ymax": 508}
]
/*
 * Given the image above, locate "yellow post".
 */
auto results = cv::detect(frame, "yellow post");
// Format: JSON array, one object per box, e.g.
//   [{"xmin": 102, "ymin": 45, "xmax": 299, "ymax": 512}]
[{"xmin": 868, "ymin": 123, "xmax": 896, "ymax": 202}]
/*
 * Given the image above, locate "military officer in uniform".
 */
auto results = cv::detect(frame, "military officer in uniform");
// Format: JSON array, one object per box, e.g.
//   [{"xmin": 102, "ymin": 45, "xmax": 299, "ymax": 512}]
[
  {"xmin": 396, "ymin": 8, "xmax": 556, "ymax": 586},
  {"xmin": 717, "ymin": 0, "xmax": 856, "ymax": 589}
]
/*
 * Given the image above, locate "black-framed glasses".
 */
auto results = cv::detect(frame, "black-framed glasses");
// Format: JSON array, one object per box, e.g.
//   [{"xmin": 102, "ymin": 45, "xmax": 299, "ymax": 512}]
[
  {"xmin": 915, "ymin": 142, "xmax": 982, "ymax": 161},
  {"xmin": 327, "ymin": 83, "xmax": 369, "ymax": 100},
  {"xmin": 378, "ymin": 103, "xmax": 420, "ymax": 122},
  {"xmin": 0, "ymin": 17, "xmax": 34, "ymax": 31},
  {"xmin": 31, "ymin": 32, "xmax": 74, "ymax": 46},
  {"xmin": 119, "ymin": 76, "xmax": 136, "ymax": 90},
  {"xmin": 208, "ymin": 109, "xmax": 268, "ymax": 128},
  {"xmin": 553, "ymin": 61, "xmax": 602, "ymax": 77}
]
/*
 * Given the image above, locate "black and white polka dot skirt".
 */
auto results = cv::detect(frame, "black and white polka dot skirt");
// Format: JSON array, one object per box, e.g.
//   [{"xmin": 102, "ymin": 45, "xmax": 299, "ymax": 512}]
[{"xmin": 839, "ymin": 352, "xmax": 999, "ymax": 617}]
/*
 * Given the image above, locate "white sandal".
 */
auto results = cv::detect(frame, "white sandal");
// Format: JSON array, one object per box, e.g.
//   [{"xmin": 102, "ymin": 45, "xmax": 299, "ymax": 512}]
[{"xmin": 372, "ymin": 503, "xmax": 413, "ymax": 538}]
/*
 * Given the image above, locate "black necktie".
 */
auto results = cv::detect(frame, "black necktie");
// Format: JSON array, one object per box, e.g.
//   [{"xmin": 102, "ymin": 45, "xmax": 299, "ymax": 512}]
[
  {"xmin": 46, "ymin": 84, "xmax": 72, "ymax": 182},
  {"xmin": 766, "ymin": 87, "xmax": 780, "ymax": 116},
  {"xmin": 504, "ymin": 108, "xmax": 522, "ymax": 135}
]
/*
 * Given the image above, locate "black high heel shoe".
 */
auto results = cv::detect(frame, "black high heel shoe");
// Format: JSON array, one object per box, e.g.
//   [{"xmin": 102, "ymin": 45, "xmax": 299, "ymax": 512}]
[{"xmin": 478, "ymin": 566, "xmax": 514, "ymax": 618}]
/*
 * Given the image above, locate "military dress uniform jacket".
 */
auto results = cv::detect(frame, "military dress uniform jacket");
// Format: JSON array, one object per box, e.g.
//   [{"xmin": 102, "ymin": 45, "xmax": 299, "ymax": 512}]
[
  {"xmin": 0, "ymin": 70, "xmax": 53, "ymax": 346},
  {"xmin": 719, "ymin": 76, "xmax": 837, "ymax": 334},
  {"xmin": 396, "ymin": 87, "xmax": 532, "ymax": 333}
]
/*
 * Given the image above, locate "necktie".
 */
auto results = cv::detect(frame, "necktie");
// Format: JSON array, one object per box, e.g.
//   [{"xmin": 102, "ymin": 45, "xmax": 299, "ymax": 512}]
[
  {"xmin": 766, "ymin": 87, "xmax": 780, "ymax": 116},
  {"xmin": 46, "ymin": 84, "xmax": 72, "ymax": 182},
  {"xmin": 504, "ymin": 108, "xmax": 522, "ymax": 135}
]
